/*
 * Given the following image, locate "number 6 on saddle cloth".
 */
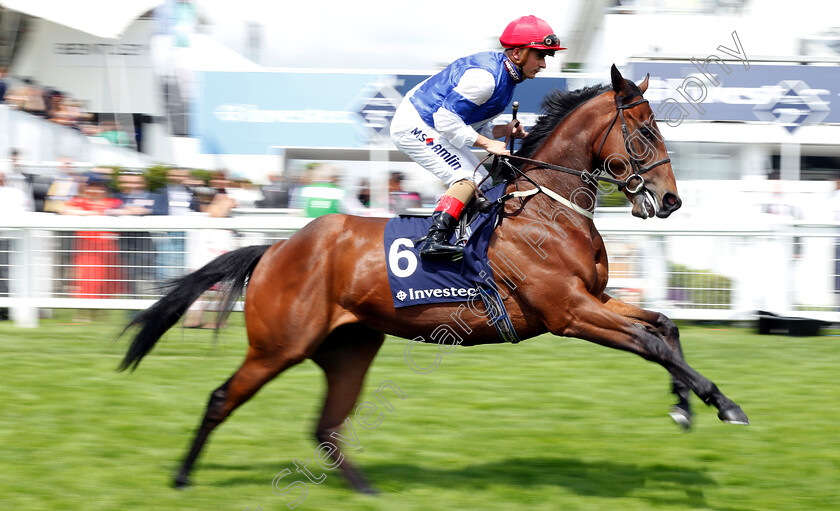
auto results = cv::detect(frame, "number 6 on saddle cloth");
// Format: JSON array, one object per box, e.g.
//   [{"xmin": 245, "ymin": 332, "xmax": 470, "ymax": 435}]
[{"xmin": 382, "ymin": 182, "xmax": 520, "ymax": 343}]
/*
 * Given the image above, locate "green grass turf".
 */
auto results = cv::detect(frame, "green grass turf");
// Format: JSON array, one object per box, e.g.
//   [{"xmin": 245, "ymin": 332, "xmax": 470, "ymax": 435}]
[{"xmin": 1, "ymin": 310, "xmax": 838, "ymax": 510}]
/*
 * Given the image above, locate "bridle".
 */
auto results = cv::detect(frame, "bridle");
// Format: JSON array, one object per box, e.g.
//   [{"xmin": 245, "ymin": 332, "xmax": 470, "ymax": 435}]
[
  {"xmin": 493, "ymin": 92, "xmax": 671, "ymax": 196},
  {"xmin": 593, "ymin": 93, "xmax": 671, "ymax": 193}
]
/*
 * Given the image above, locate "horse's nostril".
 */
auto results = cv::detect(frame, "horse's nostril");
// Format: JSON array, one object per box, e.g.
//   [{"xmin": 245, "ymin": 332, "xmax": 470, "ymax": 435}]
[{"xmin": 663, "ymin": 193, "xmax": 681, "ymax": 210}]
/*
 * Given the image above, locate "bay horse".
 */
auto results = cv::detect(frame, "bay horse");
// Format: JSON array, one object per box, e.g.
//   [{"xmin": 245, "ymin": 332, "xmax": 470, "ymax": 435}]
[{"xmin": 120, "ymin": 65, "xmax": 748, "ymax": 493}]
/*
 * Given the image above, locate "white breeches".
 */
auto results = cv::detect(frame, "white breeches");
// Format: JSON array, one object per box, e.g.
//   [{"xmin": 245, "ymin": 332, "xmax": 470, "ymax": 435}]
[{"xmin": 390, "ymin": 101, "xmax": 488, "ymax": 187}]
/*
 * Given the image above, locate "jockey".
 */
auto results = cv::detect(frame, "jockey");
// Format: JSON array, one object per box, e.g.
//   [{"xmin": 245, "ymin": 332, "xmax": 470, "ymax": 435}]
[{"xmin": 390, "ymin": 15, "xmax": 565, "ymax": 259}]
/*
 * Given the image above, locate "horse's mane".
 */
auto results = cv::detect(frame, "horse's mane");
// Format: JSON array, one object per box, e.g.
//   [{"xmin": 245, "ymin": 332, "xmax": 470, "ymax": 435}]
[{"xmin": 514, "ymin": 84, "xmax": 613, "ymax": 159}]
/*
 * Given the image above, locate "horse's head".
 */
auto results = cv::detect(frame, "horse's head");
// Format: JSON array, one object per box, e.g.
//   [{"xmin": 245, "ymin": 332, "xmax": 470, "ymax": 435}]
[{"xmin": 598, "ymin": 65, "xmax": 681, "ymax": 219}]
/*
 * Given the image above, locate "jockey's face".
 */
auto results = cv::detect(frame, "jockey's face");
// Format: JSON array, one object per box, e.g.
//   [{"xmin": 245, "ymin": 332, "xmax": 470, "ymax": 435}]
[{"xmin": 519, "ymin": 49, "xmax": 548, "ymax": 79}]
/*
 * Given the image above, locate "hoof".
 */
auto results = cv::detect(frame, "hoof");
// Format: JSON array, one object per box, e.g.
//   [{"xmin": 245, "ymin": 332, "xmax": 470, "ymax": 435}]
[
  {"xmin": 346, "ymin": 475, "xmax": 378, "ymax": 495},
  {"xmin": 173, "ymin": 475, "xmax": 190, "ymax": 490},
  {"xmin": 718, "ymin": 406, "xmax": 750, "ymax": 425},
  {"xmin": 349, "ymin": 482, "xmax": 379, "ymax": 495},
  {"xmin": 668, "ymin": 406, "xmax": 692, "ymax": 430}
]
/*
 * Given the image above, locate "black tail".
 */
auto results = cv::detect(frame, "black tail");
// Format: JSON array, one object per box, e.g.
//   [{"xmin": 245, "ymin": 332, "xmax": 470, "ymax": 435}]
[{"xmin": 118, "ymin": 244, "xmax": 272, "ymax": 371}]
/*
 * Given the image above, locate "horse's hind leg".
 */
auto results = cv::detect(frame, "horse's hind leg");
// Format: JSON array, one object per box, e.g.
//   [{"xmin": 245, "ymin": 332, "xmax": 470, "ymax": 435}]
[
  {"xmin": 601, "ymin": 294, "xmax": 692, "ymax": 429},
  {"xmin": 174, "ymin": 349, "xmax": 304, "ymax": 488},
  {"xmin": 310, "ymin": 324, "xmax": 386, "ymax": 494}
]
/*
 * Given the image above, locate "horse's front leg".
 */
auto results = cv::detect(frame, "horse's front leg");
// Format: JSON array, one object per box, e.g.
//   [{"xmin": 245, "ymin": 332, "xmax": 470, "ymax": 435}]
[
  {"xmin": 600, "ymin": 293, "xmax": 692, "ymax": 429},
  {"xmin": 546, "ymin": 285, "xmax": 748, "ymax": 425}
]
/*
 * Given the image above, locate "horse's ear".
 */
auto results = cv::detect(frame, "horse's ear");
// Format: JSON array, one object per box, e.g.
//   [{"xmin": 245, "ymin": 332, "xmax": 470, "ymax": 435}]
[
  {"xmin": 638, "ymin": 73, "xmax": 650, "ymax": 94},
  {"xmin": 610, "ymin": 64, "xmax": 629, "ymax": 94}
]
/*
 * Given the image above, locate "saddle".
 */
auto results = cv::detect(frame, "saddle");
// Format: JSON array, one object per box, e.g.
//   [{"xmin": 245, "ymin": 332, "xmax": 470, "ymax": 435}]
[{"xmin": 383, "ymin": 181, "xmax": 520, "ymax": 343}]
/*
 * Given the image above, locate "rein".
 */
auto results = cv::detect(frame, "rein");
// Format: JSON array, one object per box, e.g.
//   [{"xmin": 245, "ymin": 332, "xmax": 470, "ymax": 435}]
[{"xmin": 485, "ymin": 92, "xmax": 671, "ymax": 219}]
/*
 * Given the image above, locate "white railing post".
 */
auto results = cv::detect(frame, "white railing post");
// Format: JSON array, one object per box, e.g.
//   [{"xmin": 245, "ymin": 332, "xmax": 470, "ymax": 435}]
[
  {"xmin": 732, "ymin": 235, "xmax": 755, "ymax": 317},
  {"xmin": 642, "ymin": 234, "xmax": 668, "ymax": 309},
  {"xmin": 10, "ymin": 228, "xmax": 38, "ymax": 327}
]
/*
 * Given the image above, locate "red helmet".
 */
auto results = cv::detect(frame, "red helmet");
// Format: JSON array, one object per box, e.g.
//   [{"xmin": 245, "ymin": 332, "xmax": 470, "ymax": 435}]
[{"xmin": 499, "ymin": 15, "xmax": 566, "ymax": 53}]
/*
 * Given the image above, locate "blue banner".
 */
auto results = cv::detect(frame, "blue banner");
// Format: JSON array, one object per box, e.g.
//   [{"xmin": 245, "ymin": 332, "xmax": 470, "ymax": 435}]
[
  {"xmin": 193, "ymin": 71, "xmax": 566, "ymax": 154},
  {"xmin": 628, "ymin": 62, "xmax": 840, "ymax": 132}
]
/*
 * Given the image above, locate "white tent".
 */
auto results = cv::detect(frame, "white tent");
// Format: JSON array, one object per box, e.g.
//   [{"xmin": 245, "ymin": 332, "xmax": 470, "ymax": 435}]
[{"xmin": 0, "ymin": 0, "xmax": 162, "ymax": 39}]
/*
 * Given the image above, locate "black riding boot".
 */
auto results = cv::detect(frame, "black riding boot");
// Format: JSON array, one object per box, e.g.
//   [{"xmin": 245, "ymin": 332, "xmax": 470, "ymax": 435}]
[{"xmin": 418, "ymin": 211, "xmax": 463, "ymax": 259}]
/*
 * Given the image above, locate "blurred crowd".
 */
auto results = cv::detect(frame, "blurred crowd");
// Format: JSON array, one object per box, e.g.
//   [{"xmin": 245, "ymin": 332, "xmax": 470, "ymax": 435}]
[
  {"xmin": 0, "ymin": 153, "xmax": 423, "ymax": 218},
  {"xmin": 0, "ymin": 66, "xmax": 133, "ymax": 147}
]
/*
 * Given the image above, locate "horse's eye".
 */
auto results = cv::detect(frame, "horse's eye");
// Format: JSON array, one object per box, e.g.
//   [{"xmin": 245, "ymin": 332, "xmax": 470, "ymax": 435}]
[{"xmin": 639, "ymin": 126, "xmax": 653, "ymax": 140}]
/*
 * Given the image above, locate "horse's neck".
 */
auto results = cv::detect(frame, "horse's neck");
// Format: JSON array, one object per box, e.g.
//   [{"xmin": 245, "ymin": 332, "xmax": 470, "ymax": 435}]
[{"xmin": 510, "ymin": 97, "xmax": 609, "ymax": 223}]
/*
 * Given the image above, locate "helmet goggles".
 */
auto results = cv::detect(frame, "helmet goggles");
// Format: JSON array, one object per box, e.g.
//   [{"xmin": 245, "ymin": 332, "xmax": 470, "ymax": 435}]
[
  {"xmin": 507, "ymin": 34, "xmax": 564, "ymax": 56},
  {"xmin": 525, "ymin": 34, "xmax": 561, "ymax": 49}
]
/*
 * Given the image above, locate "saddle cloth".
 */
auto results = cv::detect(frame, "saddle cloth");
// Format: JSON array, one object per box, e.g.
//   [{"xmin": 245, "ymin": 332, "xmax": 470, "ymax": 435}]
[{"xmin": 383, "ymin": 183, "xmax": 505, "ymax": 309}]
